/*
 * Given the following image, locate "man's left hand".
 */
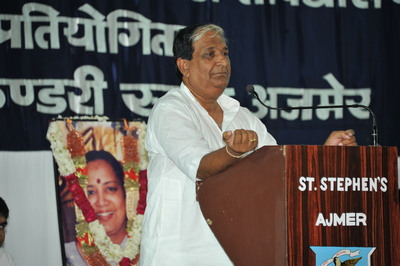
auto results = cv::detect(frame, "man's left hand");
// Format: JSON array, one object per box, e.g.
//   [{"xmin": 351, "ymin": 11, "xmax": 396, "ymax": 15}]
[{"xmin": 324, "ymin": 129, "xmax": 357, "ymax": 146}]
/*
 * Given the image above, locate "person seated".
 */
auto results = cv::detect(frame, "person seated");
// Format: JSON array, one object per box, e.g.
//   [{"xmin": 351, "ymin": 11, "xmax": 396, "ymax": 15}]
[{"xmin": 0, "ymin": 197, "xmax": 16, "ymax": 266}]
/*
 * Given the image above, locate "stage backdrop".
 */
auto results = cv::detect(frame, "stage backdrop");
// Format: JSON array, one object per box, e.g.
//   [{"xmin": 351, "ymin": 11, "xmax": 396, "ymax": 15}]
[{"xmin": 1, "ymin": 0, "xmax": 400, "ymax": 151}]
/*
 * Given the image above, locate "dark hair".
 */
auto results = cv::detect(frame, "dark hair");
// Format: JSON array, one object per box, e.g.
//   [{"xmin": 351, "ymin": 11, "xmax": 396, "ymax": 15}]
[
  {"xmin": 85, "ymin": 150, "xmax": 125, "ymax": 188},
  {"xmin": 0, "ymin": 197, "xmax": 9, "ymax": 219},
  {"xmin": 173, "ymin": 24, "xmax": 227, "ymax": 81}
]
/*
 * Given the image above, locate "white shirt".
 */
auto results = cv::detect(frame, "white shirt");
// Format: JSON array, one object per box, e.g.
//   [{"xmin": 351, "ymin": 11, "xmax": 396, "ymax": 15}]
[
  {"xmin": 140, "ymin": 83, "xmax": 277, "ymax": 266},
  {"xmin": 0, "ymin": 247, "xmax": 16, "ymax": 266}
]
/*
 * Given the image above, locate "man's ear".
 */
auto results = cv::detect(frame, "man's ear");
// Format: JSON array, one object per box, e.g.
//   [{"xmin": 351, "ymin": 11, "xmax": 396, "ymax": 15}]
[{"xmin": 177, "ymin": 58, "xmax": 189, "ymax": 77}]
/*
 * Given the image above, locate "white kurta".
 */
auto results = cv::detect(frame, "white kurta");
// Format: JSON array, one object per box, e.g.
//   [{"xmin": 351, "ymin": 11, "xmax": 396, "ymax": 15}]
[
  {"xmin": 0, "ymin": 247, "xmax": 16, "ymax": 266},
  {"xmin": 140, "ymin": 83, "xmax": 277, "ymax": 266}
]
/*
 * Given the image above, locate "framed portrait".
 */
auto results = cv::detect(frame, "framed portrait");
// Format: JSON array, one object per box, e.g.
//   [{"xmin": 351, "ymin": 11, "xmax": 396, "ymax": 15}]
[{"xmin": 47, "ymin": 117, "xmax": 148, "ymax": 266}]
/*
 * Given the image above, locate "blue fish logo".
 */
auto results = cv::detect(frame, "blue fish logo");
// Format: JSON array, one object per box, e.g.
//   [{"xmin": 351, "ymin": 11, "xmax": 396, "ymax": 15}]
[{"xmin": 310, "ymin": 246, "xmax": 376, "ymax": 266}]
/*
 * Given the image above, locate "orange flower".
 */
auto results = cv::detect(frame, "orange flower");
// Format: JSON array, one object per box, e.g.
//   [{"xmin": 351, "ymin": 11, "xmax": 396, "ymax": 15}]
[
  {"xmin": 77, "ymin": 231, "xmax": 95, "ymax": 246},
  {"xmin": 80, "ymin": 166, "xmax": 88, "ymax": 176},
  {"xmin": 125, "ymin": 168, "xmax": 139, "ymax": 182}
]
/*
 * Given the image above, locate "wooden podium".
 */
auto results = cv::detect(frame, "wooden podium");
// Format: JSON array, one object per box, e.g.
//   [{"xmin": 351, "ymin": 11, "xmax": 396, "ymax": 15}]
[{"xmin": 197, "ymin": 145, "xmax": 400, "ymax": 265}]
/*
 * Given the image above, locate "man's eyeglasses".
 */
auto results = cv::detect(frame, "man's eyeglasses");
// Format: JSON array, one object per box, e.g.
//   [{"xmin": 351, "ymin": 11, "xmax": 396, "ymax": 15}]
[{"xmin": 0, "ymin": 221, "xmax": 7, "ymax": 229}]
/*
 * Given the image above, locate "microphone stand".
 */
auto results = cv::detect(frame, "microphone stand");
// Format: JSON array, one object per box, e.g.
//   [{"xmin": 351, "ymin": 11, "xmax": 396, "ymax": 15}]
[{"xmin": 246, "ymin": 85, "xmax": 379, "ymax": 146}]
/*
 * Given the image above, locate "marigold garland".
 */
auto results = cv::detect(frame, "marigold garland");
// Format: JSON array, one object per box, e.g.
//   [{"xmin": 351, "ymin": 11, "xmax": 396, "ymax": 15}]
[{"xmin": 47, "ymin": 117, "xmax": 148, "ymax": 266}]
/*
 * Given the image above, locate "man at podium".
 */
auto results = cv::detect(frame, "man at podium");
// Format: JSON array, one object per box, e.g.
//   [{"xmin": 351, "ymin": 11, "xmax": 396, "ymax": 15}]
[{"xmin": 140, "ymin": 24, "xmax": 357, "ymax": 266}]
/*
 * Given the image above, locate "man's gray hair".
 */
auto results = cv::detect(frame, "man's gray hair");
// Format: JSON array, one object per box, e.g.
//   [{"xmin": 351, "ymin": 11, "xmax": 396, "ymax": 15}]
[
  {"xmin": 191, "ymin": 24, "xmax": 228, "ymax": 45},
  {"xmin": 173, "ymin": 24, "xmax": 228, "ymax": 80}
]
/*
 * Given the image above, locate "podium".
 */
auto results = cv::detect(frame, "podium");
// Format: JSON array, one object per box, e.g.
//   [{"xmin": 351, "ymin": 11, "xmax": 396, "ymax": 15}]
[{"xmin": 197, "ymin": 145, "xmax": 400, "ymax": 265}]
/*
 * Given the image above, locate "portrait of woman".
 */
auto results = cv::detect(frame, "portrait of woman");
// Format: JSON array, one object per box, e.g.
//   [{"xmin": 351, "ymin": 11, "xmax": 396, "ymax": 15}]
[
  {"xmin": 48, "ymin": 119, "xmax": 147, "ymax": 266},
  {"xmin": 65, "ymin": 150, "xmax": 129, "ymax": 266},
  {"xmin": 86, "ymin": 151, "xmax": 126, "ymax": 246}
]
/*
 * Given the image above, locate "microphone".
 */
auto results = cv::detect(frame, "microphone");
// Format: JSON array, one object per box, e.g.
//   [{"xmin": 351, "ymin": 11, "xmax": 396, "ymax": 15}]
[{"xmin": 246, "ymin": 84, "xmax": 379, "ymax": 146}]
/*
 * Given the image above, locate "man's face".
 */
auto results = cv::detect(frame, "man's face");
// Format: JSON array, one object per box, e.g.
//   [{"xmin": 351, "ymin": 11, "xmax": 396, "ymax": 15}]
[
  {"xmin": 0, "ymin": 215, "xmax": 6, "ymax": 247},
  {"xmin": 182, "ymin": 31, "xmax": 231, "ymax": 100}
]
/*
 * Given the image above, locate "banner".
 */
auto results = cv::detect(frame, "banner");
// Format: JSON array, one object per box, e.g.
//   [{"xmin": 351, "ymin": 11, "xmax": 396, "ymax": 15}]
[{"xmin": 1, "ymin": 0, "xmax": 399, "ymax": 150}]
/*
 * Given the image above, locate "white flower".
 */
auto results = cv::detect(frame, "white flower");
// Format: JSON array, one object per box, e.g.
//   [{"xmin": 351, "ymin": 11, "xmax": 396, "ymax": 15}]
[
  {"xmin": 136, "ymin": 122, "xmax": 149, "ymax": 170},
  {"xmin": 46, "ymin": 122, "xmax": 75, "ymax": 176},
  {"xmin": 89, "ymin": 215, "xmax": 143, "ymax": 263}
]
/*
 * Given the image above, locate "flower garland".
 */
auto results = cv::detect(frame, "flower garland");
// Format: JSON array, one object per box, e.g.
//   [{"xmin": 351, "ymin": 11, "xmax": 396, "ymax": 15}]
[{"xmin": 47, "ymin": 118, "xmax": 148, "ymax": 266}]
